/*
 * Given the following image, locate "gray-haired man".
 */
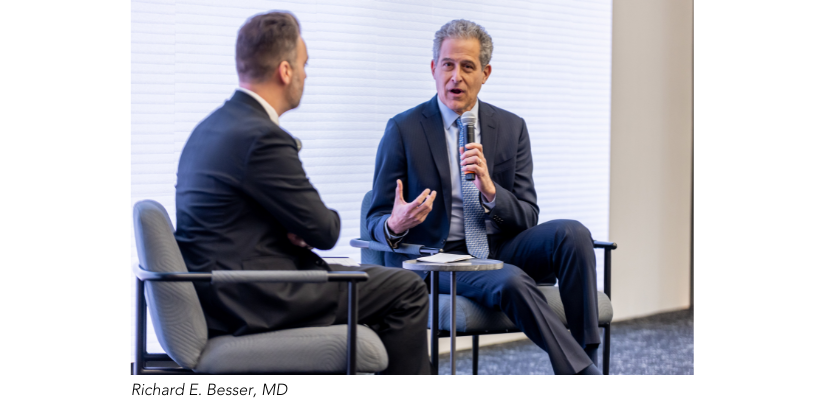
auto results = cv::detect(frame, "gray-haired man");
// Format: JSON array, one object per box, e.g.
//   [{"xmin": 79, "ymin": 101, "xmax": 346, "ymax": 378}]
[{"xmin": 366, "ymin": 19, "xmax": 602, "ymax": 374}]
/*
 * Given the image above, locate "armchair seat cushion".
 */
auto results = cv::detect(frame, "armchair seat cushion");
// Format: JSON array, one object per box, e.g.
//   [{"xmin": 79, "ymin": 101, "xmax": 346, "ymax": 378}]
[
  {"xmin": 195, "ymin": 325, "xmax": 388, "ymax": 374},
  {"xmin": 429, "ymin": 286, "xmax": 613, "ymax": 333}
]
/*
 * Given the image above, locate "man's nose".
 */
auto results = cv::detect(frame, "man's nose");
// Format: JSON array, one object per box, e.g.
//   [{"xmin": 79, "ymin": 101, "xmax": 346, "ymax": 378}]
[{"xmin": 451, "ymin": 69, "xmax": 461, "ymax": 82}]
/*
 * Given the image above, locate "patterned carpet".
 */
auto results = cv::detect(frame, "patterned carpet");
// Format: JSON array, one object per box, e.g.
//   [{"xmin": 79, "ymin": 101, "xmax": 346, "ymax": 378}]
[{"xmin": 437, "ymin": 308, "xmax": 694, "ymax": 375}]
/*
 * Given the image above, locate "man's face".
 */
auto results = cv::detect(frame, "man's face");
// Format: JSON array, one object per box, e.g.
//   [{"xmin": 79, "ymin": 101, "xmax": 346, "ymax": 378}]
[
  {"xmin": 286, "ymin": 37, "xmax": 308, "ymax": 110},
  {"xmin": 431, "ymin": 37, "xmax": 491, "ymax": 115}
]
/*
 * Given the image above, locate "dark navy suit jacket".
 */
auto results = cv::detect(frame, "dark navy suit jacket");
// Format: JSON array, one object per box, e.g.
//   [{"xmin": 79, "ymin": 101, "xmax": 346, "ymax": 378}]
[
  {"xmin": 367, "ymin": 95, "xmax": 539, "ymax": 269},
  {"xmin": 175, "ymin": 91, "xmax": 341, "ymax": 337}
]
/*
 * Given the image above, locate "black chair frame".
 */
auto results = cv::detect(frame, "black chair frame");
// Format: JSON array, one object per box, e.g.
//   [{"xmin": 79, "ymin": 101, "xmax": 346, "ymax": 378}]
[
  {"xmin": 131, "ymin": 264, "xmax": 369, "ymax": 375},
  {"xmin": 351, "ymin": 239, "xmax": 617, "ymax": 375}
]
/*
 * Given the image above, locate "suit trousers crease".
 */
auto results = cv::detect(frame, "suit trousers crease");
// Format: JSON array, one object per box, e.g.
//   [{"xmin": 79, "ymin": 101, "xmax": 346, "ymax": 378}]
[
  {"xmin": 330, "ymin": 264, "xmax": 430, "ymax": 375},
  {"xmin": 437, "ymin": 219, "xmax": 599, "ymax": 374}
]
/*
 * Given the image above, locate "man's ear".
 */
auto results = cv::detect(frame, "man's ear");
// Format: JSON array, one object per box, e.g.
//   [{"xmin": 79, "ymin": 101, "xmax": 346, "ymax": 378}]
[
  {"xmin": 276, "ymin": 60, "xmax": 293, "ymax": 85},
  {"xmin": 481, "ymin": 64, "xmax": 491, "ymax": 84},
  {"xmin": 431, "ymin": 59, "xmax": 436, "ymax": 78}
]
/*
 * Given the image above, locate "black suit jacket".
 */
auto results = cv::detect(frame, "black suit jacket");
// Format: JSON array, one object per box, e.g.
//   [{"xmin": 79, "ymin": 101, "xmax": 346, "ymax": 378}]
[
  {"xmin": 175, "ymin": 91, "xmax": 341, "ymax": 337},
  {"xmin": 367, "ymin": 96, "xmax": 539, "ymax": 269}
]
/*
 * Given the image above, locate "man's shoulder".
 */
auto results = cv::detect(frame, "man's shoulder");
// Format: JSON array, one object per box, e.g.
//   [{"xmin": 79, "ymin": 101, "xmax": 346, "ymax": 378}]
[
  {"xmin": 181, "ymin": 100, "xmax": 295, "ymax": 172},
  {"xmin": 193, "ymin": 99, "xmax": 285, "ymax": 141},
  {"xmin": 389, "ymin": 98, "xmax": 433, "ymax": 126},
  {"xmin": 480, "ymin": 101, "xmax": 524, "ymax": 125}
]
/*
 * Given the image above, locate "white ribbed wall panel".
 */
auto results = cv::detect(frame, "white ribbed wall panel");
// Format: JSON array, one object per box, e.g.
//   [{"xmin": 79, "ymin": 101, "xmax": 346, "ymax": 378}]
[{"xmin": 131, "ymin": 0, "xmax": 611, "ymax": 355}]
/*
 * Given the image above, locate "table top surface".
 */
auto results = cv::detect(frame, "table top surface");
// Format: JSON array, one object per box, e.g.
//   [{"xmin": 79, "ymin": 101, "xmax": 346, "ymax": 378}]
[{"xmin": 402, "ymin": 258, "xmax": 504, "ymax": 271}]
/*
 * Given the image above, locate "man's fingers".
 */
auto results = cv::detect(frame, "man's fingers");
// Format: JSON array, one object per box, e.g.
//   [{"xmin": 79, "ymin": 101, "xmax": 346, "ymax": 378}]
[
  {"xmin": 287, "ymin": 233, "xmax": 312, "ymax": 249},
  {"xmin": 461, "ymin": 148, "xmax": 485, "ymax": 161},
  {"xmin": 462, "ymin": 164, "xmax": 483, "ymax": 174},
  {"xmin": 424, "ymin": 190, "xmax": 437, "ymax": 206},
  {"xmin": 465, "ymin": 143, "xmax": 483, "ymax": 152},
  {"xmin": 461, "ymin": 156, "xmax": 481, "ymax": 166},
  {"xmin": 413, "ymin": 190, "xmax": 437, "ymax": 215},
  {"xmin": 395, "ymin": 179, "xmax": 405, "ymax": 204},
  {"xmin": 412, "ymin": 188, "xmax": 431, "ymax": 206}
]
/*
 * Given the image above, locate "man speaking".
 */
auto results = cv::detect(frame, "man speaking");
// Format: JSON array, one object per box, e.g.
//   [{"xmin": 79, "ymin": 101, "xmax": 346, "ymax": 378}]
[
  {"xmin": 174, "ymin": 11, "xmax": 430, "ymax": 374},
  {"xmin": 367, "ymin": 19, "xmax": 602, "ymax": 375}
]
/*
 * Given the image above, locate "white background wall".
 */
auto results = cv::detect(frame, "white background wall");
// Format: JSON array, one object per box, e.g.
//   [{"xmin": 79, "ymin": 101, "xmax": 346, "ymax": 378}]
[{"xmin": 610, "ymin": 0, "xmax": 693, "ymax": 320}]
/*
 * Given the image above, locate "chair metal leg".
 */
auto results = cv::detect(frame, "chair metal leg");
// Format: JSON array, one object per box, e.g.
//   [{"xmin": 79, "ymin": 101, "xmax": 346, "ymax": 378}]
[
  {"xmin": 430, "ymin": 272, "xmax": 439, "ymax": 375},
  {"xmin": 603, "ymin": 324, "xmax": 611, "ymax": 375},
  {"xmin": 134, "ymin": 278, "xmax": 146, "ymax": 375},
  {"xmin": 346, "ymin": 281, "xmax": 358, "ymax": 375},
  {"xmin": 472, "ymin": 335, "xmax": 479, "ymax": 375},
  {"xmin": 449, "ymin": 271, "xmax": 457, "ymax": 375},
  {"xmin": 601, "ymin": 244, "xmax": 614, "ymax": 375}
]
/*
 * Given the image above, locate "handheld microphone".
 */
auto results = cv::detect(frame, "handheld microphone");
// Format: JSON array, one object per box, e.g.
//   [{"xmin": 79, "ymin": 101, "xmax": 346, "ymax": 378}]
[{"xmin": 460, "ymin": 113, "xmax": 477, "ymax": 181}]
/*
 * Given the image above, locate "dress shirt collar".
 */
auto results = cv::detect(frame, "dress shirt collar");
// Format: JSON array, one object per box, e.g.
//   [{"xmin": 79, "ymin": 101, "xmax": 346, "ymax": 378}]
[
  {"xmin": 236, "ymin": 87, "xmax": 280, "ymax": 126},
  {"xmin": 436, "ymin": 96, "xmax": 480, "ymax": 130}
]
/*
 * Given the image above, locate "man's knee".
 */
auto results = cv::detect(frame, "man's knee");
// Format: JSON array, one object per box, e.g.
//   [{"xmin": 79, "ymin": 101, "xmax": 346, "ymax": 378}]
[
  {"xmin": 540, "ymin": 219, "xmax": 592, "ymax": 245},
  {"xmin": 547, "ymin": 219, "xmax": 590, "ymax": 236},
  {"xmin": 495, "ymin": 266, "xmax": 536, "ymax": 299},
  {"xmin": 395, "ymin": 268, "xmax": 429, "ymax": 300}
]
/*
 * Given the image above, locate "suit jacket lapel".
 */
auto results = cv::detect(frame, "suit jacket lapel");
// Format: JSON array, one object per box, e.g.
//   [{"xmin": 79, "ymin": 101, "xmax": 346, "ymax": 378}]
[
  {"xmin": 479, "ymin": 100, "xmax": 499, "ymax": 176},
  {"xmin": 420, "ymin": 96, "xmax": 452, "ymax": 217}
]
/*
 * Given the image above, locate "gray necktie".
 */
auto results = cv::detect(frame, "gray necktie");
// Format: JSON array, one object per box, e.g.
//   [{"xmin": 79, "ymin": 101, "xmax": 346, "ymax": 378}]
[{"xmin": 456, "ymin": 118, "xmax": 489, "ymax": 259}]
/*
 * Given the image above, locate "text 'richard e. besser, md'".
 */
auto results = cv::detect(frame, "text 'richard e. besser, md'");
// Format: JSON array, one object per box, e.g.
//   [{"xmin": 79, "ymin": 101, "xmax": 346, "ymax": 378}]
[{"xmin": 132, "ymin": 382, "xmax": 288, "ymax": 396}]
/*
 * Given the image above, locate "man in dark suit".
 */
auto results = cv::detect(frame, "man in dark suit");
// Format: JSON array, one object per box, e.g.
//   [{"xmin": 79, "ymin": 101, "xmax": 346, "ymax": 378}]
[
  {"xmin": 174, "ymin": 11, "xmax": 430, "ymax": 374},
  {"xmin": 367, "ymin": 19, "xmax": 602, "ymax": 375}
]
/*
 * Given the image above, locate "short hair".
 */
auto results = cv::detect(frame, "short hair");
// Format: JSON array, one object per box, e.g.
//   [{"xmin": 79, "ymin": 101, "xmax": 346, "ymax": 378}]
[
  {"xmin": 235, "ymin": 11, "xmax": 301, "ymax": 83},
  {"xmin": 433, "ymin": 19, "xmax": 494, "ymax": 68}
]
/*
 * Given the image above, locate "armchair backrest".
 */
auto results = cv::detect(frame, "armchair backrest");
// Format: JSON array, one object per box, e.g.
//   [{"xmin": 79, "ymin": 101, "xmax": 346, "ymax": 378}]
[
  {"xmin": 133, "ymin": 200, "xmax": 208, "ymax": 369},
  {"xmin": 360, "ymin": 191, "xmax": 385, "ymax": 265}
]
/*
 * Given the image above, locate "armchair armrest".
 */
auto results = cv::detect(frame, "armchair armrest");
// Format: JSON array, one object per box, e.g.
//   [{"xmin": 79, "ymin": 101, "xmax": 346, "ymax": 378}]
[
  {"xmin": 132, "ymin": 264, "xmax": 368, "ymax": 375},
  {"xmin": 593, "ymin": 240, "xmax": 617, "ymax": 250},
  {"xmin": 349, "ymin": 238, "xmax": 440, "ymax": 256},
  {"xmin": 132, "ymin": 263, "xmax": 369, "ymax": 283}
]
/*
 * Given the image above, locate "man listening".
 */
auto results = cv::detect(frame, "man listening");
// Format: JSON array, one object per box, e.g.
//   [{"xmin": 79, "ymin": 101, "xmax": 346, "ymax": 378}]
[{"xmin": 174, "ymin": 11, "xmax": 430, "ymax": 374}]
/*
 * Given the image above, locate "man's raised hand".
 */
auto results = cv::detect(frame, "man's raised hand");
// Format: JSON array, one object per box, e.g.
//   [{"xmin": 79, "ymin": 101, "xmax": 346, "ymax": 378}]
[{"xmin": 386, "ymin": 179, "xmax": 437, "ymax": 234}]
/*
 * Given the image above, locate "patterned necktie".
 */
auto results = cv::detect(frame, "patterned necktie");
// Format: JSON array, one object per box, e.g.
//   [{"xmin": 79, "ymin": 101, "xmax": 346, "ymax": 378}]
[{"xmin": 456, "ymin": 118, "xmax": 490, "ymax": 259}]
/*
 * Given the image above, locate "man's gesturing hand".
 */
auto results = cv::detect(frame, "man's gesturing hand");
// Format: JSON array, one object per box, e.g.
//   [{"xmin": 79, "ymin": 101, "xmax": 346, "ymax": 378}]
[{"xmin": 386, "ymin": 179, "xmax": 437, "ymax": 234}]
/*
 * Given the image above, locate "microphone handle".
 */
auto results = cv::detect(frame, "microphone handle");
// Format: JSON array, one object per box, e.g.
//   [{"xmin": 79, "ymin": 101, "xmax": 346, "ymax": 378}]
[{"xmin": 465, "ymin": 125, "xmax": 476, "ymax": 181}]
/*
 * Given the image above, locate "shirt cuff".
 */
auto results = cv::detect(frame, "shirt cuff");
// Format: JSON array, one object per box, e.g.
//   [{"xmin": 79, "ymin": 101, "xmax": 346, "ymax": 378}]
[
  {"xmin": 481, "ymin": 193, "xmax": 496, "ymax": 212},
  {"xmin": 384, "ymin": 219, "xmax": 409, "ymax": 240}
]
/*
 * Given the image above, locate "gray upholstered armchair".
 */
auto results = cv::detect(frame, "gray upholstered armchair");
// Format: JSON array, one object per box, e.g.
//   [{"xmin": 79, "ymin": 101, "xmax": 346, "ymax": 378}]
[
  {"xmin": 351, "ymin": 190, "xmax": 617, "ymax": 374},
  {"xmin": 132, "ymin": 200, "xmax": 388, "ymax": 374}
]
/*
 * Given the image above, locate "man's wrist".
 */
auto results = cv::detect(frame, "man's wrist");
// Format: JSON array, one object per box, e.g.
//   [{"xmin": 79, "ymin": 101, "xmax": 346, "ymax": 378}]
[
  {"xmin": 385, "ymin": 218, "xmax": 408, "ymax": 239},
  {"xmin": 481, "ymin": 192, "xmax": 496, "ymax": 211},
  {"xmin": 481, "ymin": 184, "xmax": 496, "ymax": 203},
  {"xmin": 386, "ymin": 217, "xmax": 400, "ymax": 236}
]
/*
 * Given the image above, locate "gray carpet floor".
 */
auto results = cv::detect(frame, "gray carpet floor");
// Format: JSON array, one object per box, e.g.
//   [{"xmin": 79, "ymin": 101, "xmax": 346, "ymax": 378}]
[{"xmin": 437, "ymin": 308, "xmax": 693, "ymax": 375}]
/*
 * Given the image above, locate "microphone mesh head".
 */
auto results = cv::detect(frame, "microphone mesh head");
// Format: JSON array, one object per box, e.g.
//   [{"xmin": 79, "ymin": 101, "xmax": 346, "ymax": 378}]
[{"xmin": 460, "ymin": 113, "xmax": 477, "ymax": 128}]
